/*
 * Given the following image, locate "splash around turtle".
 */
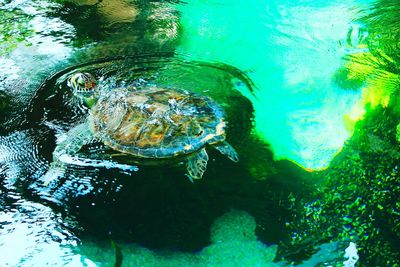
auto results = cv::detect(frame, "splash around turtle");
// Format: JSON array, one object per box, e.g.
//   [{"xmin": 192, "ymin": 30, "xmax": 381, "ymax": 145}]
[{"xmin": 45, "ymin": 72, "xmax": 239, "ymax": 182}]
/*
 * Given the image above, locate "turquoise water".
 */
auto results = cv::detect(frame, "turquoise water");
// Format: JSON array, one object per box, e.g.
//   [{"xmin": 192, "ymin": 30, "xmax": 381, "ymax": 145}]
[
  {"xmin": 177, "ymin": 0, "xmax": 371, "ymax": 170},
  {"xmin": 1, "ymin": 0, "xmax": 399, "ymax": 266}
]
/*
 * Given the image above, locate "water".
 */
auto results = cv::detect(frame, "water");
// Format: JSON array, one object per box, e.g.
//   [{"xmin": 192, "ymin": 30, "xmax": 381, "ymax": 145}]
[
  {"xmin": 176, "ymin": 0, "xmax": 373, "ymax": 170},
  {"xmin": 1, "ymin": 0, "xmax": 399, "ymax": 266}
]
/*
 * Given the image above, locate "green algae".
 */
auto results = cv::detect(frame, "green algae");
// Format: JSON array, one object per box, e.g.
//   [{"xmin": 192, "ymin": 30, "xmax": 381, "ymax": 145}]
[{"xmin": 286, "ymin": 105, "xmax": 400, "ymax": 266}]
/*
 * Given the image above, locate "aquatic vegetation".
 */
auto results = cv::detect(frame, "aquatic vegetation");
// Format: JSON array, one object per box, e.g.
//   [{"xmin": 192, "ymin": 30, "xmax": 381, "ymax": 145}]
[{"xmin": 286, "ymin": 106, "xmax": 400, "ymax": 266}]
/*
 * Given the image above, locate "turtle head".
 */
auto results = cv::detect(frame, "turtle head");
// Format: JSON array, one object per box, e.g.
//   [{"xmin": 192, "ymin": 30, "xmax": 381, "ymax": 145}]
[{"xmin": 67, "ymin": 72, "xmax": 98, "ymax": 107}]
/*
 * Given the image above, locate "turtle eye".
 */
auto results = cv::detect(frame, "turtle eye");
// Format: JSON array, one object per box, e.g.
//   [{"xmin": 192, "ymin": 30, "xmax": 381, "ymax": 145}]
[
  {"xmin": 68, "ymin": 72, "xmax": 97, "ymax": 93},
  {"xmin": 77, "ymin": 79, "xmax": 86, "ymax": 89}
]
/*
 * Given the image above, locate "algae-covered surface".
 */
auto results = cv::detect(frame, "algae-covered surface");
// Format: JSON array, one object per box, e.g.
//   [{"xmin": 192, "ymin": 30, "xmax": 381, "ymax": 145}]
[{"xmin": 1, "ymin": 0, "xmax": 399, "ymax": 266}]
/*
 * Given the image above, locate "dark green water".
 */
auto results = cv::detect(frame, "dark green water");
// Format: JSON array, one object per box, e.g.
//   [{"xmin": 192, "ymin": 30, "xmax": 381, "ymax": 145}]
[{"xmin": 1, "ymin": 0, "xmax": 399, "ymax": 266}]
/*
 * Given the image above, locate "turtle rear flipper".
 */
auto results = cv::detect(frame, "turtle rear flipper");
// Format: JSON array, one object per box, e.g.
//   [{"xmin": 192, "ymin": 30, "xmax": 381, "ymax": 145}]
[
  {"xmin": 213, "ymin": 141, "xmax": 239, "ymax": 162},
  {"xmin": 186, "ymin": 148, "xmax": 209, "ymax": 182}
]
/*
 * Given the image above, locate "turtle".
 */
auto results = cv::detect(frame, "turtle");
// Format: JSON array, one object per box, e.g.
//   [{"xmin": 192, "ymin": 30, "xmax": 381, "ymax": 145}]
[{"xmin": 45, "ymin": 72, "xmax": 238, "ymax": 182}]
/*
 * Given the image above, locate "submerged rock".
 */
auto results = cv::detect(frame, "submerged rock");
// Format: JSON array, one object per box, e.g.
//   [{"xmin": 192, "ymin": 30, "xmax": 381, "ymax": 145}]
[
  {"xmin": 201, "ymin": 210, "xmax": 278, "ymax": 267},
  {"xmin": 77, "ymin": 210, "xmax": 279, "ymax": 267}
]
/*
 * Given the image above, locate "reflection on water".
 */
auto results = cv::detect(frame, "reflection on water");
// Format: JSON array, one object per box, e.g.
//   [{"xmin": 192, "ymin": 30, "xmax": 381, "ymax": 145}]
[
  {"xmin": 0, "ymin": 130, "xmax": 49, "ymax": 187},
  {"xmin": 0, "ymin": 129, "xmax": 85, "ymax": 266},
  {"xmin": 176, "ymin": 0, "xmax": 372, "ymax": 170},
  {"xmin": 0, "ymin": 200, "xmax": 85, "ymax": 266}
]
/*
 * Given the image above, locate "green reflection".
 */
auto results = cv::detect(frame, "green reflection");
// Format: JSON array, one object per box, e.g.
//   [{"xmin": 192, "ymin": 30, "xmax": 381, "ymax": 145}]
[
  {"xmin": 0, "ymin": 8, "xmax": 34, "ymax": 56},
  {"xmin": 176, "ymin": 0, "xmax": 363, "ymax": 171}
]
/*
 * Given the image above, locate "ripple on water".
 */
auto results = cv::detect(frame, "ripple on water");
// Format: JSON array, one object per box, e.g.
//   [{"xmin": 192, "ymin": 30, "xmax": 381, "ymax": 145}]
[
  {"xmin": 0, "ymin": 129, "xmax": 49, "ymax": 189},
  {"xmin": 17, "ymin": 55, "xmax": 287, "ymax": 250},
  {"xmin": 0, "ymin": 199, "xmax": 92, "ymax": 266},
  {"xmin": 28, "ymin": 55, "xmax": 250, "ymax": 188},
  {"xmin": 2, "ymin": 51, "xmax": 301, "ymax": 256}
]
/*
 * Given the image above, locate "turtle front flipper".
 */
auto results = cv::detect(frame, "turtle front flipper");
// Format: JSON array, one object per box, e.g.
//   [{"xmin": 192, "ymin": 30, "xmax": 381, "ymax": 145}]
[
  {"xmin": 213, "ymin": 141, "xmax": 239, "ymax": 162},
  {"xmin": 186, "ymin": 148, "xmax": 209, "ymax": 182},
  {"xmin": 42, "ymin": 122, "xmax": 94, "ymax": 186}
]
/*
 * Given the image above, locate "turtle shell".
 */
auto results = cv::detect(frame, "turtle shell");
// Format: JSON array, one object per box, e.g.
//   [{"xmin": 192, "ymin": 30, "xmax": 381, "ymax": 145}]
[{"xmin": 89, "ymin": 86, "xmax": 227, "ymax": 158}]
